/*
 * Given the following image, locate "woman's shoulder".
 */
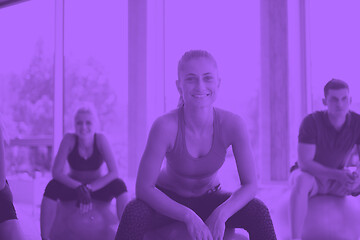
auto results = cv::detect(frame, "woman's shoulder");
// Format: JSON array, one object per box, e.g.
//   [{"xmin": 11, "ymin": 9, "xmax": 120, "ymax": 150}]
[
  {"xmin": 94, "ymin": 132, "xmax": 111, "ymax": 147},
  {"xmin": 215, "ymin": 107, "xmax": 245, "ymax": 127},
  {"xmin": 153, "ymin": 109, "xmax": 179, "ymax": 129},
  {"xmin": 62, "ymin": 133, "xmax": 77, "ymax": 148},
  {"xmin": 148, "ymin": 109, "xmax": 179, "ymax": 142},
  {"xmin": 214, "ymin": 108, "xmax": 248, "ymax": 144}
]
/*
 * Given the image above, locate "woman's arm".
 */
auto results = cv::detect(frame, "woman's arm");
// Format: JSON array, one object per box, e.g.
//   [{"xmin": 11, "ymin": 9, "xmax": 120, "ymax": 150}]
[
  {"xmin": 136, "ymin": 116, "xmax": 196, "ymax": 223},
  {"xmin": 0, "ymin": 128, "xmax": 6, "ymax": 190},
  {"xmin": 52, "ymin": 134, "xmax": 83, "ymax": 188},
  {"xmin": 214, "ymin": 115, "xmax": 257, "ymax": 221},
  {"xmin": 87, "ymin": 133, "xmax": 118, "ymax": 191}
]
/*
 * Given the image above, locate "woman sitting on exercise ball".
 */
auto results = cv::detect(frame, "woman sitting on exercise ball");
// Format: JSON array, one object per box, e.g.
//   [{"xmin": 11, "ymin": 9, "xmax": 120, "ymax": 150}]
[
  {"xmin": 116, "ymin": 50, "xmax": 277, "ymax": 240},
  {"xmin": 40, "ymin": 104, "xmax": 129, "ymax": 240}
]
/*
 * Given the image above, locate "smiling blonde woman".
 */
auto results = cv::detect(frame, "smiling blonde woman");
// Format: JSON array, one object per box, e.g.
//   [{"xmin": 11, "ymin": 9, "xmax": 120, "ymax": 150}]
[
  {"xmin": 40, "ymin": 104, "xmax": 129, "ymax": 240},
  {"xmin": 116, "ymin": 50, "xmax": 277, "ymax": 240}
]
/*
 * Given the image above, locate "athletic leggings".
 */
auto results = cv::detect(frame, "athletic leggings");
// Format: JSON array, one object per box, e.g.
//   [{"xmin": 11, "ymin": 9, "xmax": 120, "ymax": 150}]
[{"xmin": 115, "ymin": 185, "xmax": 277, "ymax": 240}]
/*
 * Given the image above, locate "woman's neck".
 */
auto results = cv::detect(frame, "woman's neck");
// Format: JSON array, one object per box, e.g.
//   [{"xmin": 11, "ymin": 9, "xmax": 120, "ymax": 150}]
[
  {"xmin": 183, "ymin": 105, "xmax": 214, "ymax": 134},
  {"xmin": 77, "ymin": 134, "xmax": 94, "ymax": 148}
]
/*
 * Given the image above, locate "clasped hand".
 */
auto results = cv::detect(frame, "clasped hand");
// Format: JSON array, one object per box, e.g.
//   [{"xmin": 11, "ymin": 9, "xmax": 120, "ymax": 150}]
[
  {"xmin": 335, "ymin": 169, "xmax": 359, "ymax": 194},
  {"xmin": 185, "ymin": 209, "xmax": 226, "ymax": 240},
  {"xmin": 75, "ymin": 184, "xmax": 92, "ymax": 213}
]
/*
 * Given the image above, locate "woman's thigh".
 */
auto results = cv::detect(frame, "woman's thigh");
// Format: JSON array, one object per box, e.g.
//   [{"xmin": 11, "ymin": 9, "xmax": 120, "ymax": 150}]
[
  {"xmin": 91, "ymin": 178, "xmax": 128, "ymax": 202},
  {"xmin": 43, "ymin": 179, "xmax": 77, "ymax": 201}
]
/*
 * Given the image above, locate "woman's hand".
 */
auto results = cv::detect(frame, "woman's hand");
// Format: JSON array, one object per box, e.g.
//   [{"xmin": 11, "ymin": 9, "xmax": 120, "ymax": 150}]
[
  {"xmin": 205, "ymin": 208, "xmax": 226, "ymax": 240},
  {"xmin": 185, "ymin": 211, "xmax": 213, "ymax": 240},
  {"xmin": 75, "ymin": 184, "xmax": 92, "ymax": 213}
]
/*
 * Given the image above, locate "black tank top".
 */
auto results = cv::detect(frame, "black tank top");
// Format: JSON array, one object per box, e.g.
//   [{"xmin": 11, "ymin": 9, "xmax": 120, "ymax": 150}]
[{"xmin": 67, "ymin": 134, "xmax": 104, "ymax": 171}]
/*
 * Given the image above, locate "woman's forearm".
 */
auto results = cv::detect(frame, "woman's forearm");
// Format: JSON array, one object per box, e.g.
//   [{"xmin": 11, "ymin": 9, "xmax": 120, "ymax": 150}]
[
  {"xmin": 53, "ymin": 173, "xmax": 83, "ymax": 189},
  {"xmin": 216, "ymin": 183, "xmax": 257, "ymax": 221},
  {"xmin": 137, "ymin": 186, "xmax": 195, "ymax": 223},
  {"xmin": 88, "ymin": 172, "xmax": 117, "ymax": 191}
]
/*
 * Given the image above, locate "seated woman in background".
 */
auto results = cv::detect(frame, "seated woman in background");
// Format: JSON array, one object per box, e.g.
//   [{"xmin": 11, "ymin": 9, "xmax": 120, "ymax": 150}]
[
  {"xmin": 40, "ymin": 104, "xmax": 129, "ymax": 240},
  {"xmin": 0, "ymin": 120, "xmax": 24, "ymax": 240},
  {"xmin": 116, "ymin": 50, "xmax": 277, "ymax": 240}
]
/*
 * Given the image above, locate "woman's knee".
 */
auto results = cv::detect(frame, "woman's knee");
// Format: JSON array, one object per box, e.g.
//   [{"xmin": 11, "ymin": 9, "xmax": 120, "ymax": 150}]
[
  {"xmin": 237, "ymin": 199, "xmax": 276, "ymax": 239},
  {"xmin": 246, "ymin": 198, "xmax": 271, "ymax": 220},
  {"xmin": 111, "ymin": 178, "xmax": 128, "ymax": 195},
  {"xmin": 228, "ymin": 198, "xmax": 272, "ymax": 227},
  {"xmin": 43, "ymin": 179, "xmax": 62, "ymax": 201},
  {"xmin": 121, "ymin": 199, "xmax": 153, "ymax": 224}
]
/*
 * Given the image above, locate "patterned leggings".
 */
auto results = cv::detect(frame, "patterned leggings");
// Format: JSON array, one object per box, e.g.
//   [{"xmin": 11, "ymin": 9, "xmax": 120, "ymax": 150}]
[{"xmin": 115, "ymin": 186, "xmax": 277, "ymax": 240}]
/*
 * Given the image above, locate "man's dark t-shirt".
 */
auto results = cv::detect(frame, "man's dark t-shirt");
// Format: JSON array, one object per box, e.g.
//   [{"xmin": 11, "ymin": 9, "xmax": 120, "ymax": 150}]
[{"xmin": 292, "ymin": 111, "xmax": 360, "ymax": 171}]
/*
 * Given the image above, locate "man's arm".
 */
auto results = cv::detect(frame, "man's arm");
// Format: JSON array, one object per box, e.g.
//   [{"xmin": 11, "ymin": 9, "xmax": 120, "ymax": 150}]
[{"xmin": 299, "ymin": 143, "xmax": 354, "ymax": 184}]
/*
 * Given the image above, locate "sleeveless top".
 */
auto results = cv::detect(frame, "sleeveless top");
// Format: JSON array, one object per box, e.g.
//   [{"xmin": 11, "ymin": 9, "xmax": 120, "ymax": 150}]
[
  {"xmin": 165, "ymin": 107, "xmax": 227, "ymax": 178},
  {"xmin": 67, "ymin": 134, "xmax": 104, "ymax": 171}
]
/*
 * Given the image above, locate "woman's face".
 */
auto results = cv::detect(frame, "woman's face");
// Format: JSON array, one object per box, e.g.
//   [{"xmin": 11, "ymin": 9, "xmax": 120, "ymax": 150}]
[
  {"xmin": 177, "ymin": 57, "xmax": 220, "ymax": 108},
  {"xmin": 74, "ymin": 111, "xmax": 95, "ymax": 139}
]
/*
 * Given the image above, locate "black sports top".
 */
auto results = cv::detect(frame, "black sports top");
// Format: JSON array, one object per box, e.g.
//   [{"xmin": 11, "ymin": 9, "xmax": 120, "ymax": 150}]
[{"xmin": 67, "ymin": 134, "xmax": 104, "ymax": 171}]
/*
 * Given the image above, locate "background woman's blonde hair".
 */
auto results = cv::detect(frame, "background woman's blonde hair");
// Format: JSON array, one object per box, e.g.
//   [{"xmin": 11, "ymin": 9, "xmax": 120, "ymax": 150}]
[{"xmin": 176, "ymin": 50, "xmax": 218, "ymax": 108}]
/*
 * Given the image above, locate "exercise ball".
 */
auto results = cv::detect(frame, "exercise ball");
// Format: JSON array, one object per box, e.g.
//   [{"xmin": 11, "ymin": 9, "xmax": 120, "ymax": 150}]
[
  {"xmin": 144, "ymin": 222, "xmax": 249, "ymax": 240},
  {"xmin": 302, "ymin": 195, "xmax": 360, "ymax": 240},
  {"xmin": 50, "ymin": 200, "xmax": 118, "ymax": 240}
]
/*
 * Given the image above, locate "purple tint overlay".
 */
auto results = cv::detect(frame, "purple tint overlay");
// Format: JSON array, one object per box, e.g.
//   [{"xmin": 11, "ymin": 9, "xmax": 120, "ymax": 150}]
[{"xmin": 0, "ymin": 0, "xmax": 359, "ymax": 239}]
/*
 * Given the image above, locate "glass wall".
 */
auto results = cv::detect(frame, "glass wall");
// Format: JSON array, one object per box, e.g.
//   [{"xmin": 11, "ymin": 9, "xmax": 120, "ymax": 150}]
[
  {"xmin": 307, "ymin": 1, "xmax": 360, "ymax": 112},
  {"xmin": 63, "ymin": 0, "xmax": 128, "ymax": 177},
  {"xmin": 163, "ymin": 0, "xmax": 261, "ymax": 188},
  {"xmin": 0, "ymin": 0, "xmax": 55, "ymax": 178}
]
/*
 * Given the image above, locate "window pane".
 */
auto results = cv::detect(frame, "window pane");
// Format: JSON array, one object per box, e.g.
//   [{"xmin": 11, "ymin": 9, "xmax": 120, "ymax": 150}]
[
  {"xmin": 307, "ymin": 1, "xmax": 360, "ymax": 111},
  {"xmin": 0, "ymin": 0, "xmax": 55, "ymax": 175},
  {"xmin": 164, "ymin": 0, "xmax": 261, "ymax": 187},
  {"xmin": 63, "ymin": 0, "xmax": 128, "ymax": 177}
]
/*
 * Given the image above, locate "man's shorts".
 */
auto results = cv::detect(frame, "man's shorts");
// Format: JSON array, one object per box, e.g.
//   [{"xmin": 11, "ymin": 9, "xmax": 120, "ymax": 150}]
[{"xmin": 289, "ymin": 169, "xmax": 350, "ymax": 197}]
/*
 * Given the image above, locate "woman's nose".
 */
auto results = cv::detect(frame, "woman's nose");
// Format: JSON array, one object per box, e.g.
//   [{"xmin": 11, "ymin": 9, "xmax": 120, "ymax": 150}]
[{"xmin": 195, "ymin": 79, "xmax": 205, "ymax": 90}]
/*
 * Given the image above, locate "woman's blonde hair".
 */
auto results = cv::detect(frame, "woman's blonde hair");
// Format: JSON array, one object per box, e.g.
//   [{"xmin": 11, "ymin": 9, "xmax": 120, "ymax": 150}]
[{"xmin": 176, "ymin": 50, "xmax": 218, "ymax": 108}]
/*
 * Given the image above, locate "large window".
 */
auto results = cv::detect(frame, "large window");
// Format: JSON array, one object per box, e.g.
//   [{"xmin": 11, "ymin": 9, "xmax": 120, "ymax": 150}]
[
  {"xmin": 63, "ymin": 0, "xmax": 128, "ymax": 178},
  {"xmin": 307, "ymin": 1, "xmax": 360, "ymax": 112},
  {"xmin": 0, "ymin": 0, "xmax": 55, "ymax": 177},
  {"xmin": 163, "ymin": 0, "xmax": 261, "ymax": 188}
]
